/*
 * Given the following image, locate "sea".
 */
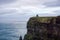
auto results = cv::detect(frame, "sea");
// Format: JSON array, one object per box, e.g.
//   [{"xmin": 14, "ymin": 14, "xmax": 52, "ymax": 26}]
[{"xmin": 0, "ymin": 22, "xmax": 27, "ymax": 40}]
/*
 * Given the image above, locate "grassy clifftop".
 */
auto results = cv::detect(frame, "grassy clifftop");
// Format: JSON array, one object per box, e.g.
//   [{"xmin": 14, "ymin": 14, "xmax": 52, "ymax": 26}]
[
  {"xmin": 28, "ymin": 17, "xmax": 56, "ymax": 27},
  {"xmin": 29, "ymin": 17, "xmax": 56, "ymax": 23}
]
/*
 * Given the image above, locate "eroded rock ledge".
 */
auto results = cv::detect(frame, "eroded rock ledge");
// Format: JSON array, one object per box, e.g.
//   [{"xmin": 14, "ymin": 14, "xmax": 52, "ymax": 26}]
[{"xmin": 24, "ymin": 16, "xmax": 60, "ymax": 40}]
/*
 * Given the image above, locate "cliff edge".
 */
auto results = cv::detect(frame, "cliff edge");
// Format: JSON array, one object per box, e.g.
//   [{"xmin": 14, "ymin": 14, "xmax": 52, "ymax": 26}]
[{"xmin": 24, "ymin": 16, "xmax": 60, "ymax": 40}]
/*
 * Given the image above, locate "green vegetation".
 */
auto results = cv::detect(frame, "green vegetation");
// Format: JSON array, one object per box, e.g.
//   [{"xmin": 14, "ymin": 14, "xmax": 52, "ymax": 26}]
[
  {"xmin": 24, "ymin": 34, "xmax": 33, "ymax": 40},
  {"xmin": 29, "ymin": 17, "xmax": 56, "ymax": 23}
]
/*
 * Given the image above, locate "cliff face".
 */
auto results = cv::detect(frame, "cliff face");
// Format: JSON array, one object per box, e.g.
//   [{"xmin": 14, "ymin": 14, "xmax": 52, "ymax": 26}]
[{"xmin": 24, "ymin": 16, "xmax": 60, "ymax": 40}]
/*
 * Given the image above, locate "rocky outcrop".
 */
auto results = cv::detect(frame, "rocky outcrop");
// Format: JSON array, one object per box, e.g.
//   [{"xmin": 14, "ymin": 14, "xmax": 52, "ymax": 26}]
[{"xmin": 24, "ymin": 16, "xmax": 60, "ymax": 40}]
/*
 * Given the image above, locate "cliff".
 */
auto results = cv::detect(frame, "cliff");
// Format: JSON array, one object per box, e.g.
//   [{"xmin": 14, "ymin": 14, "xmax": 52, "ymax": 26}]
[{"xmin": 24, "ymin": 16, "xmax": 60, "ymax": 40}]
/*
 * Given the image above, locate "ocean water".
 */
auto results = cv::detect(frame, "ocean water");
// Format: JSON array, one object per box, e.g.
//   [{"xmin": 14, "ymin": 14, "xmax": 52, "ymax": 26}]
[{"xmin": 0, "ymin": 23, "xmax": 27, "ymax": 40}]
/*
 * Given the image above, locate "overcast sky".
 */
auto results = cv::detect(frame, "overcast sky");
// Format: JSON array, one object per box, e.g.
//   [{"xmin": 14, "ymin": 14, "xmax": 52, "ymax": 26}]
[{"xmin": 0, "ymin": 0, "xmax": 60, "ymax": 23}]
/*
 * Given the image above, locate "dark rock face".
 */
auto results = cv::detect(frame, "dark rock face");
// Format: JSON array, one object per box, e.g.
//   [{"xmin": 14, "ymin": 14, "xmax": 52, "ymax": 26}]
[
  {"xmin": 56, "ymin": 16, "xmax": 60, "ymax": 24},
  {"xmin": 24, "ymin": 16, "xmax": 60, "ymax": 40}
]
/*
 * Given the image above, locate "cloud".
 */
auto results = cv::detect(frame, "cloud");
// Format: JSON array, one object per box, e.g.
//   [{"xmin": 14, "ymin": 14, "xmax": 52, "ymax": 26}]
[
  {"xmin": 43, "ymin": 0, "xmax": 60, "ymax": 7},
  {"xmin": 0, "ymin": 0, "xmax": 60, "ymax": 23},
  {"xmin": 0, "ymin": 0, "xmax": 60, "ymax": 16},
  {"xmin": 0, "ymin": 0, "xmax": 16, "ymax": 5},
  {"xmin": 53, "ymin": 10, "xmax": 60, "ymax": 15},
  {"xmin": 0, "ymin": 8, "xmax": 17, "ymax": 16}
]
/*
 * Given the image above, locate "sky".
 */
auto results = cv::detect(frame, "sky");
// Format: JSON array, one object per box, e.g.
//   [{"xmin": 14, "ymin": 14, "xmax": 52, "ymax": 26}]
[{"xmin": 0, "ymin": 0, "xmax": 60, "ymax": 23}]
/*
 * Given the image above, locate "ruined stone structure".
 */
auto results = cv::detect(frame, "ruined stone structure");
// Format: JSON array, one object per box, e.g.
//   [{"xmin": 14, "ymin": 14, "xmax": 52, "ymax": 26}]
[{"xmin": 24, "ymin": 16, "xmax": 60, "ymax": 40}]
